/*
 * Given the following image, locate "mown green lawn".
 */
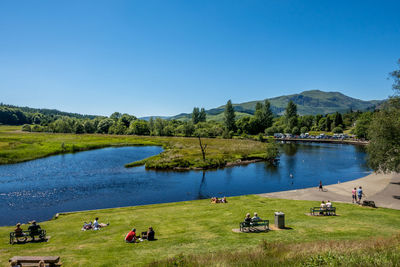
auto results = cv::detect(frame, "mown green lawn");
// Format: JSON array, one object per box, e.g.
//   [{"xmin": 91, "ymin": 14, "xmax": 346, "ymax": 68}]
[{"xmin": 1, "ymin": 195, "xmax": 399, "ymax": 266}]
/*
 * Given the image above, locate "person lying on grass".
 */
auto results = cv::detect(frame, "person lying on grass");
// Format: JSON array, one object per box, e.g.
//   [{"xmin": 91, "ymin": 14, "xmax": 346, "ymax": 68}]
[
  {"xmin": 125, "ymin": 228, "xmax": 137, "ymax": 243},
  {"xmin": 81, "ymin": 222, "xmax": 93, "ymax": 231},
  {"xmin": 93, "ymin": 217, "xmax": 109, "ymax": 230},
  {"xmin": 141, "ymin": 227, "xmax": 155, "ymax": 241}
]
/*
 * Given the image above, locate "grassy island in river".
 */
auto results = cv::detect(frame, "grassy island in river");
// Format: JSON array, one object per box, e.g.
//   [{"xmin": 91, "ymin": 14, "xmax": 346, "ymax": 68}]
[{"xmin": 0, "ymin": 125, "xmax": 277, "ymax": 170}]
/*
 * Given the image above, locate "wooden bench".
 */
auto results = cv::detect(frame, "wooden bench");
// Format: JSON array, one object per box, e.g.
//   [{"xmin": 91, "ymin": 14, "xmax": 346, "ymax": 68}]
[
  {"xmin": 9, "ymin": 256, "xmax": 62, "ymax": 267},
  {"xmin": 239, "ymin": 220, "xmax": 269, "ymax": 232},
  {"xmin": 310, "ymin": 207, "xmax": 336, "ymax": 216},
  {"xmin": 10, "ymin": 230, "xmax": 47, "ymax": 244}
]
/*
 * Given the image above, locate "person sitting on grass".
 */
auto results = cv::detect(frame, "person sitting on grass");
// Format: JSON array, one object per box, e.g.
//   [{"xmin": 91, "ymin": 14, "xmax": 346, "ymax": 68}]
[
  {"xmin": 27, "ymin": 221, "xmax": 41, "ymax": 240},
  {"xmin": 221, "ymin": 197, "xmax": 228, "ymax": 203},
  {"xmin": 93, "ymin": 217, "xmax": 109, "ymax": 230},
  {"xmin": 141, "ymin": 227, "xmax": 155, "ymax": 241},
  {"xmin": 125, "ymin": 228, "xmax": 137, "ymax": 243},
  {"xmin": 211, "ymin": 197, "xmax": 217, "ymax": 203},
  {"xmin": 252, "ymin": 212, "xmax": 261, "ymax": 222}
]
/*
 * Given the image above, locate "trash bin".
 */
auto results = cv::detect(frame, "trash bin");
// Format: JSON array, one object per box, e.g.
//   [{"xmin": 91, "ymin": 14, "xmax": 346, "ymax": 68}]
[{"xmin": 274, "ymin": 212, "xmax": 285, "ymax": 229}]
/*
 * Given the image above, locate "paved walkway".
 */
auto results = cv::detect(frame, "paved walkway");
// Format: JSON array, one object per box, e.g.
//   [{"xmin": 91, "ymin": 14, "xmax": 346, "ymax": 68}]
[{"xmin": 259, "ymin": 172, "xmax": 400, "ymax": 210}]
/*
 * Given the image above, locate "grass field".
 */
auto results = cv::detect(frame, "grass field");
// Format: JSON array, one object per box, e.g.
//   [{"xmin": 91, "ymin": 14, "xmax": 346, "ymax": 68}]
[
  {"xmin": 0, "ymin": 195, "xmax": 399, "ymax": 266},
  {"xmin": 0, "ymin": 125, "xmax": 276, "ymax": 169}
]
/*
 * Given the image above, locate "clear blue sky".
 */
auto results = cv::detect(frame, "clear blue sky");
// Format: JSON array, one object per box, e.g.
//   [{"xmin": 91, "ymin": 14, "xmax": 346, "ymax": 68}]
[{"xmin": 1, "ymin": 0, "xmax": 399, "ymax": 117}]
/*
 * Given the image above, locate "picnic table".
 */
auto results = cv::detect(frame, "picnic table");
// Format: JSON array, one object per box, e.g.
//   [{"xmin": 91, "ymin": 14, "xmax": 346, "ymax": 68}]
[
  {"xmin": 9, "ymin": 256, "xmax": 62, "ymax": 266},
  {"xmin": 239, "ymin": 220, "xmax": 269, "ymax": 232}
]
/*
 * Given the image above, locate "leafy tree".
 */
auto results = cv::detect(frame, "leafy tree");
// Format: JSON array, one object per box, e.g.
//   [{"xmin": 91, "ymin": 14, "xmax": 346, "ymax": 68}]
[
  {"xmin": 74, "ymin": 123, "xmax": 84, "ymax": 134},
  {"xmin": 109, "ymin": 121, "xmax": 128, "ymax": 135},
  {"xmin": 110, "ymin": 112, "xmax": 122, "ymax": 121},
  {"xmin": 367, "ymin": 107, "xmax": 400, "ymax": 172},
  {"xmin": 354, "ymin": 112, "xmax": 372, "ymax": 139},
  {"xmin": 265, "ymin": 126, "xmax": 278, "ymax": 136},
  {"xmin": 236, "ymin": 116, "xmax": 253, "ymax": 134},
  {"xmin": 254, "ymin": 100, "xmax": 273, "ymax": 133},
  {"xmin": 83, "ymin": 120, "xmax": 96, "ymax": 133},
  {"xmin": 332, "ymin": 126, "xmax": 343, "ymax": 134},
  {"xmin": 97, "ymin": 118, "xmax": 114, "ymax": 134},
  {"xmin": 300, "ymin": 126, "xmax": 309, "ymax": 134},
  {"xmin": 199, "ymin": 108, "xmax": 206, "ymax": 122},
  {"xmin": 224, "ymin": 100, "xmax": 236, "ymax": 132},
  {"xmin": 318, "ymin": 117, "xmax": 327, "ymax": 131},
  {"xmin": 291, "ymin": 126, "xmax": 300, "ymax": 135},
  {"xmin": 192, "ymin": 107, "xmax": 200, "ymax": 124},
  {"xmin": 367, "ymin": 59, "xmax": 400, "ymax": 172},
  {"xmin": 334, "ymin": 112, "xmax": 343, "ymax": 128},
  {"xmin": 129, "ymin": 120, "xmax": 150, "ymax": 135},
  {"xmin": 119, "ymin": 114, "xmax": 136, "ymax": 127},
  {"xmin": 325, "ymin": 115, "xmax": 332, "ymax": 132},
  {"xmin": 285, "ymin": 101, "xmax": 298, "ymax": 129}
]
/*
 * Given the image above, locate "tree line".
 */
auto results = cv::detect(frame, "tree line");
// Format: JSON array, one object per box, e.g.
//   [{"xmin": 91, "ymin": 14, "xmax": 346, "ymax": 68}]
[{"xmin": 2, "ymin": 99, "xmax": 373, "ymax": 140}]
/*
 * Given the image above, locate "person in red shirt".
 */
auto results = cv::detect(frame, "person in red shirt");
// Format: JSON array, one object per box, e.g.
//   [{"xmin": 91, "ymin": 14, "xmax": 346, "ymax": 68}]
[{"xmin": 125, "ymin": 228, "xmax": 137, "ymax": 243}]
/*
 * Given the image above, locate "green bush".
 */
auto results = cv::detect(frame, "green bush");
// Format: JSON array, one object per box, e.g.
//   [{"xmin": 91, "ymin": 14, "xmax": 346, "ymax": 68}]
[
  {"xmin": 21, "ymin": 124, "xmax": 31, "ymax": 132},
  {"xmin": 332, "ymin": 126, "xmax": 343, "ymax": 133}
]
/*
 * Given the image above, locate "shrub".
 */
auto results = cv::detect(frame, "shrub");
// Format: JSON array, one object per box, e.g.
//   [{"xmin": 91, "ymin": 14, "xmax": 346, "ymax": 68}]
[
  {"xmin": 332, "ymin": 127, "xmax": 343, "ymax": 133},
  {"xmin": 300, "ymin": 126, "xmax": 309, "ymax": 134},
  {"xmin": 21, "ymin": 124, "xmax": 31, "ymax": 132}
]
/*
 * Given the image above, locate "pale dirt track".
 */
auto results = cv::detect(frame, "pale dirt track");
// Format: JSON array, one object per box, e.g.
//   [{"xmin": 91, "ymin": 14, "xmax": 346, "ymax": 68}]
[{"xmin": 259, "ymin": 172, "xmax": 400, "ymax": 210}]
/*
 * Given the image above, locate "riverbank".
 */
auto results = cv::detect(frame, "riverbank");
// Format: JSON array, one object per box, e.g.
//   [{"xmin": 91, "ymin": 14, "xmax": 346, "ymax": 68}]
[
  {"xmin": 0, "ymin": 125, "xmax": 277, "ymax": 169},
  {"xmin": 276, "ymin": 137, "xmax": 369, "ymax": 145},
  {"xmin": 0, "ymin": 195, "xmax": 399, "ymax": 266},
  {"xmin": 260, "ymin": 172, "xmax": 400, "ymax": 210}
]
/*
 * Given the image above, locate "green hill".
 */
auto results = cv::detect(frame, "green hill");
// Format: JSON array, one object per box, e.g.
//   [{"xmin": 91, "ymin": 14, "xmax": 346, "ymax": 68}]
[{"xmin": 168, "ymin": 90, "xmax": 383, "ymax": 122}]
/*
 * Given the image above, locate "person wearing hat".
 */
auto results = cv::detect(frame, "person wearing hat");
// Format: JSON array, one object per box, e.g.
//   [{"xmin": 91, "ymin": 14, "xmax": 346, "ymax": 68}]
[
  {"xmin": 125, "ymin": 228, "xmax": 137, "ymax": 243},
  {"xmin": 14, "ymin": 223, "xmax": 24, "ymax": 237},
  {"xmin": 27, "ymin": 220, "xmax": 41, "ymax": 241},
  {"xmin": 252, "ymin": 212, "xmax": 261, "ymax": 222}
]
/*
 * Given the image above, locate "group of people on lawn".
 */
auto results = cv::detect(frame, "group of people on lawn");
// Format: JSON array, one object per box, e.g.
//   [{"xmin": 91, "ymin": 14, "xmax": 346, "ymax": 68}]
[
  {"xmin": 82, "ymin": 217, "xmax": 109, "ymax": 231},
  {"xmin": 14, "ymin": 217, "xmax": 155, "ymax": 244},
  {"xmin": 14, "ymin": 220, "xmax": 41, "ymax": 240},
  {"xmin": 244, "ymin": 212, "xmax": 262, "ymax": 223},
  {"xmin": 125, "ymin": 227, "xmax": 155, "ymax": 243},
  {"xmin": 211, "ymin": 196, "xmax": 227, "ymax": 203}
]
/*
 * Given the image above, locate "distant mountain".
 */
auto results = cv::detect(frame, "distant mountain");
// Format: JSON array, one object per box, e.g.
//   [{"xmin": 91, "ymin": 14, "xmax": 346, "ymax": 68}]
[{"xmin": 155, "ymin": 90, "xmax": 384, "ymax": 122}]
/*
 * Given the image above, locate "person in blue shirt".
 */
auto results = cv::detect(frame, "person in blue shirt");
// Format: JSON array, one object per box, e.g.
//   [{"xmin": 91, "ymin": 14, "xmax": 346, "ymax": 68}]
[{"xmin": 357, "ymin": 186, "xmax": 364, "ymax": 204}]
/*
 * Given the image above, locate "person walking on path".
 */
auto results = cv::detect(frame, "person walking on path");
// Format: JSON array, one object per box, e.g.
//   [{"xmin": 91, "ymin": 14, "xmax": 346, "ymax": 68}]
[
  {"xmin": 352, "ymin": 187, "xmax": 357, "ymax": 203},
  {"xmin": 319, "ymin": 181, "xmax": 323, "ymax": 191},
  {"xmin": 357, "ymin": 186, "xmax": 364, "ymax": 204}
]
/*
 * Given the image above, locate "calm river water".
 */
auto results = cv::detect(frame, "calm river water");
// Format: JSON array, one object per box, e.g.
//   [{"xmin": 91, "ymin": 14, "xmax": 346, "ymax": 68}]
[{"xmin": 0, "ymin": 143, "xmax": 370, "ymax": 226}]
